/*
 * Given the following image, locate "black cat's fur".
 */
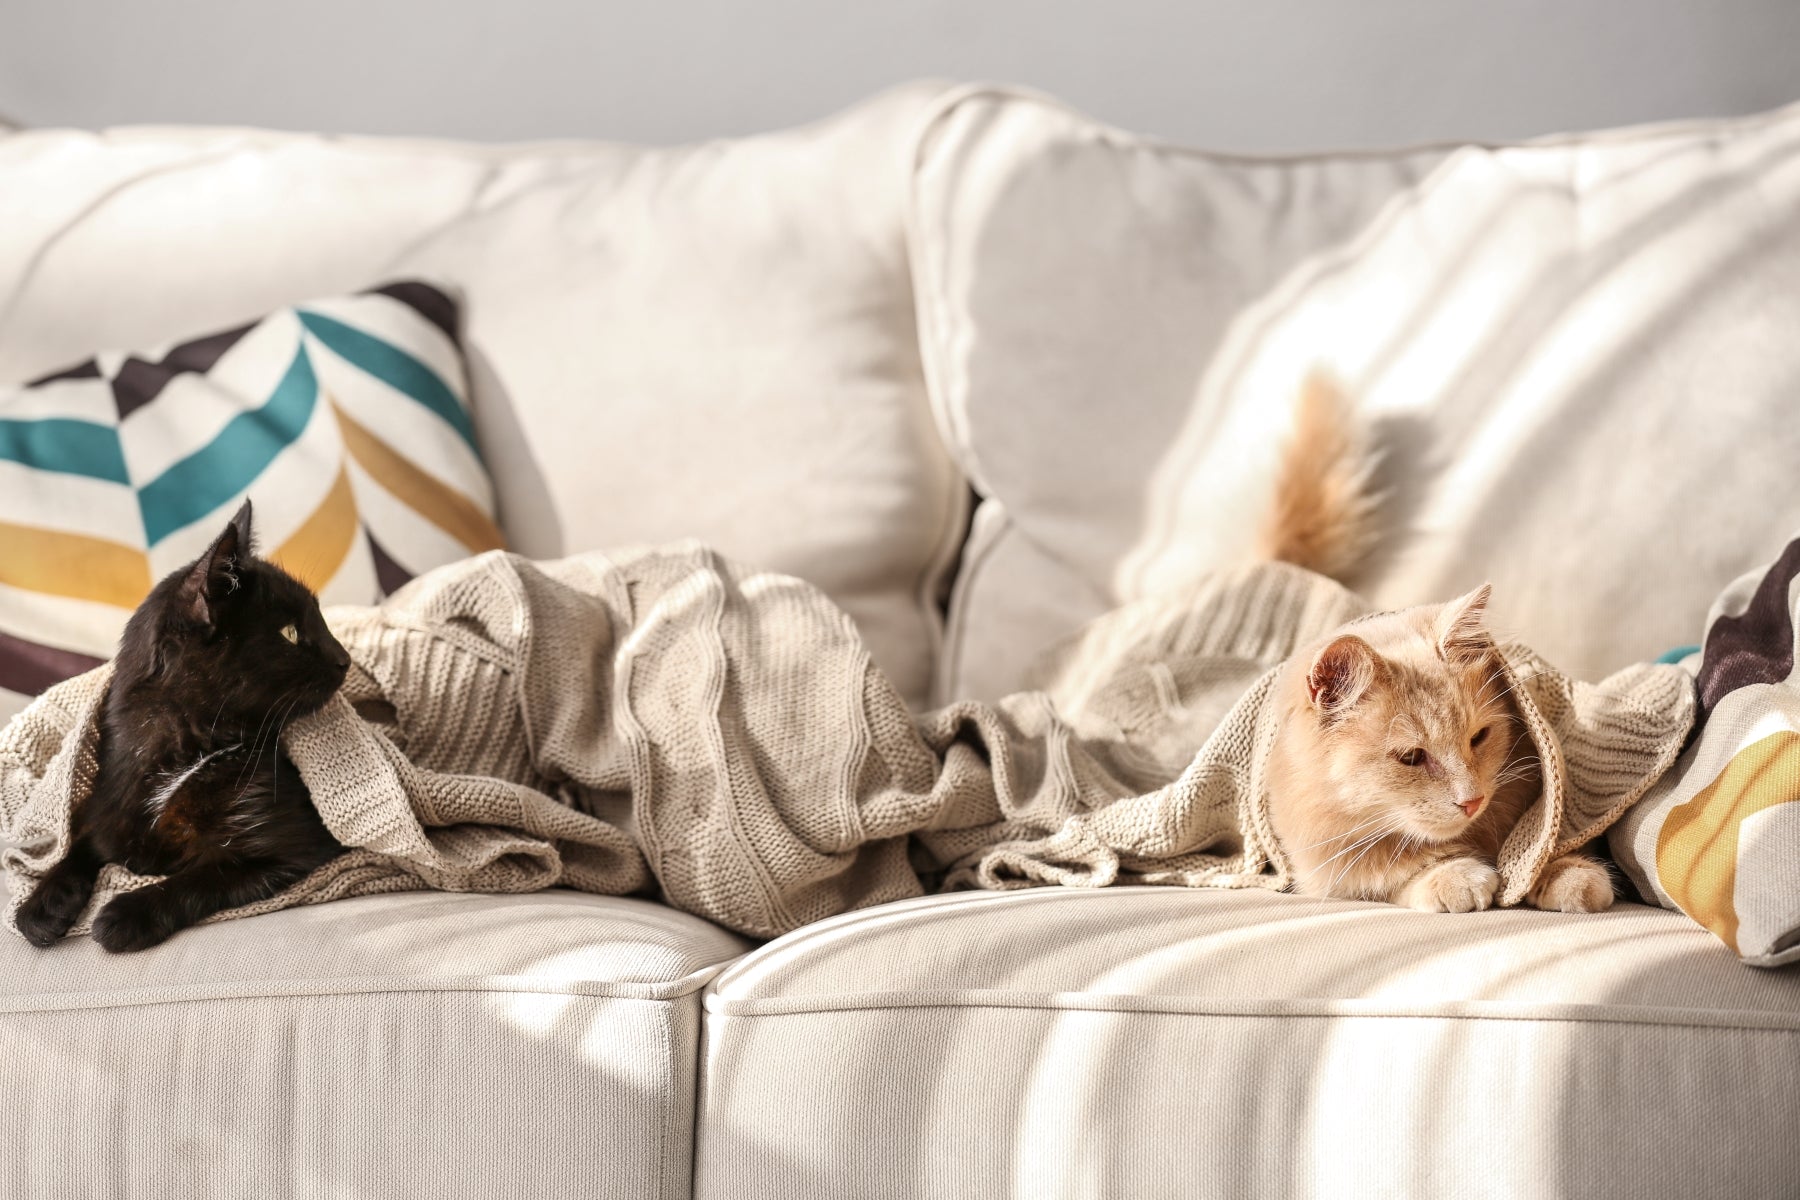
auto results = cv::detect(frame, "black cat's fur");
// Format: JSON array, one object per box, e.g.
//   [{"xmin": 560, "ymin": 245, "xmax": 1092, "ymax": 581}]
[{"xmin": 15, "ymin": 500, "xmax": 349, "ymax": 953}]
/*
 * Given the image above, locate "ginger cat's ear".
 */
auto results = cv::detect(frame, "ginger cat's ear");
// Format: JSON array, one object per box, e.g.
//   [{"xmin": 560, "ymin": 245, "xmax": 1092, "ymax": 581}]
[
  {"xmin": 1436, "ymin": 583, "xmax": 1493, "ymax": 666},
  {"xmin": 1307, "ymin": 634, "xmax": 1381, "ymax": 717}
]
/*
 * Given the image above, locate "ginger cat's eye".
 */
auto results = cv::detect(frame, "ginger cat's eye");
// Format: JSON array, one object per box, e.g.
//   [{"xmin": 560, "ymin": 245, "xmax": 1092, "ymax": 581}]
[
  {"xmin": 1395, "ymin": 748, "xmax": 1426, "ymax": 768},
  {"xmin": 1471, "ymin": 727, "xmax": 1490, "ymax": 748},
  {"xmin": 279, "ymin": 623, "xmax": 299, "ymax": 644}
]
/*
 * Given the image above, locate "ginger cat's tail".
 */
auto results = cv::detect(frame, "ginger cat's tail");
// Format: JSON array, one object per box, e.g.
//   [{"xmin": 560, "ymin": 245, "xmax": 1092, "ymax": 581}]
[{"xmin": 1255, "ymin": 375, "xmax": 1383, "ymax": 582}]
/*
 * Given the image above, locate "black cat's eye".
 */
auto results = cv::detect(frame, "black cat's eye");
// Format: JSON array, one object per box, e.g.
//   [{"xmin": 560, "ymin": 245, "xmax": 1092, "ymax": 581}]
[
  {"xmin": 1471, "ymin": 726, "xmax": 1490, "ymax": 748},
  {"xmin": 1394, "ymin": 748, "xmax": 1426, "ymax": 768},
  {"xmin": 278, "ymin": 623, "xmax": 300, "ymax": 645}
]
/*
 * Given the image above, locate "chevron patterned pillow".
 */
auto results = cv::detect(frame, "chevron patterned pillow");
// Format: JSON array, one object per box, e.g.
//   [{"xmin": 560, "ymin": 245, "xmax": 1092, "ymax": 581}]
[
  {"xmin": 1611, "ymin": 536, "xmax": 1800, "ymax": 967},
  {"xmin": 0, "ymin": 281, "xmax": 504, "ymax": 722}
]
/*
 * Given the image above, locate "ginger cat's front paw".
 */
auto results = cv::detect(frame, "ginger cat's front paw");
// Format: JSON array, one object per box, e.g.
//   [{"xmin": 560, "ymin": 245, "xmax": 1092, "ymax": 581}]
[
  {"xmin": 1528, "ymin": 853, "xmax": 1614, "ymax": 913},
  {"xmin": 1399, "ymin": 856, "xmax": 1499, "ymax": 913}
]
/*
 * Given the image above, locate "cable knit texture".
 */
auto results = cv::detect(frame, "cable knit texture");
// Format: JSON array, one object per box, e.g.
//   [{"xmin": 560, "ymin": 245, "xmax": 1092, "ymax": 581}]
[{"xmin": 0, "ymin": 546, "xmax": 1695, "ymax": 940}]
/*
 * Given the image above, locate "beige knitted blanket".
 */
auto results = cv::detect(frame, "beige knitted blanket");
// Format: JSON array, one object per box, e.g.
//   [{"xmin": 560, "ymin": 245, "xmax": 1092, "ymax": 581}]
[{"xmin": 1, "ymin": 545, "xmax": 1695, "ymax": 941}]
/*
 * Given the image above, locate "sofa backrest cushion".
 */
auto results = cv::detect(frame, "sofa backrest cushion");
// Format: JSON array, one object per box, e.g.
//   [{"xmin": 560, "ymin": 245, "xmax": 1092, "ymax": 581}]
[
  {"xmin": 911, "ymin": 87, "xmax": 1800, "ymax": 702},
  {"xmin": 0, "ymin": 82, "xmax": 965, "ymax": 706}
]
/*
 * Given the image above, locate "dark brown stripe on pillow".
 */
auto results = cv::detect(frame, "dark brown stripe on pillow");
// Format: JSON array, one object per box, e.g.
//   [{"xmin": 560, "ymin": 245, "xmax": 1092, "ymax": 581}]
[
  {"xmin": 111, "ymin": 358, "xmax": 177, "ymax": 420},
  {"xmin": 0, "ymin": 628, "xmax": 106, "ymax": 697},
  {"xmin": 1697, "ymin": 536, "xmax": 1800, "ymax": 722},
  {"xmin": 112, "ymin": 321, "xmax": 255, "ymax": 420},
  {"xmin": 26, "ymin": 358, "xmax": 102, "ymax": 387},
  {"xmin": 365, "ymin": 531, "xmax": 414, "ymax": 597},
  {"xmin": 160, "ymin": 321, "xmax": 256, "ymax": 376},
  {"xmin": 366, "ymin": 281, "xmax": 459, "ymax": 342}
]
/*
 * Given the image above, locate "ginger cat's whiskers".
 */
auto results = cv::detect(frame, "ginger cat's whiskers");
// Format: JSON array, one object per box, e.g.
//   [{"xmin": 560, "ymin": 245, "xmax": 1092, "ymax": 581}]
[{"xmin": 1286, "ymin": 811, "xmax": 1401, "ymax": 855}]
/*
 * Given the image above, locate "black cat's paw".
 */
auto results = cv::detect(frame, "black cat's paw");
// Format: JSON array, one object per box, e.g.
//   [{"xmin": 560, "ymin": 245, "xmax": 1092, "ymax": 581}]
[
  {"xmin": 15, "ymin": 874, "xmax": 92, "ymax": 948},
  {"xmin": 92, "ymin": 887, "xmax": 180, "ymax": 954}
]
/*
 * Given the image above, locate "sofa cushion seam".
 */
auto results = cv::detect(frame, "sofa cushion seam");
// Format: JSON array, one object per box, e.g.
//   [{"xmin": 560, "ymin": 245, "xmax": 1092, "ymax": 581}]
[
  {"xmin": 701, "ymin": 991, "xmax": 1800, "ymax": 1033},
  {"xmin": 1, "ymin": 961, "xmax": 738, "ymax": 1015}
]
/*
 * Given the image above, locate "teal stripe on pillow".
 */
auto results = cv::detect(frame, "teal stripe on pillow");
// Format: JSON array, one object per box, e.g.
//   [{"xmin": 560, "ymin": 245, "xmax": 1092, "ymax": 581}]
[
  {"xmin": 0, "ymin": 417, "xmax": 129, "ymax": 484},
  {"xmin": 298, "ymin": 310, "xmax": 477, "ymax": 453},
  {"xmin": 137, "ymin": 344, "xmax": 318, "ymax": 544}
]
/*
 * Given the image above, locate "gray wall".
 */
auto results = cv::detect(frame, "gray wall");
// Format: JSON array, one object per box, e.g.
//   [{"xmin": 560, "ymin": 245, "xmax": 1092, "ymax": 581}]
[{"xmin": 3, "ymin": 0, "xmax": 1798, "ymax": 150}]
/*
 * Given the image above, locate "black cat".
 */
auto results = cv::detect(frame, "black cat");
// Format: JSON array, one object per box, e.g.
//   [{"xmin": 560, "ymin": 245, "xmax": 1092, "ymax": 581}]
[{"xmin": 16, "ymin": 500, "xmax": 350, "ymax": 953}]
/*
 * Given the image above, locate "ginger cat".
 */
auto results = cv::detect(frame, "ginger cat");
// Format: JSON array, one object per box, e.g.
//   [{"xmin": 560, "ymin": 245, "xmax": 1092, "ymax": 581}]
[{"xmin": 1259, "ymin": 380, "xmax": 1612, "ymax": 913}]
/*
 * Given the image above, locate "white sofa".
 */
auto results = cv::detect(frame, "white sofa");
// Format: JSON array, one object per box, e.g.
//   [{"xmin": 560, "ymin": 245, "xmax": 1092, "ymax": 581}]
[{"xmin": 3, "ymin": 82, "xmax": 1798, "ymax": 1199}]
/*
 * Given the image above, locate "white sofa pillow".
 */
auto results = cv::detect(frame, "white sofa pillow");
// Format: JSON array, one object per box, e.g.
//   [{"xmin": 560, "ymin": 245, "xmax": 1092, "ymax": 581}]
[
  {"xmin": 912, "ymin": 87, "xmax": 1800, "ymax": 702},
  {"xmin": 0, "ymin": 82, "xmax": 964, "ymax": 706}
]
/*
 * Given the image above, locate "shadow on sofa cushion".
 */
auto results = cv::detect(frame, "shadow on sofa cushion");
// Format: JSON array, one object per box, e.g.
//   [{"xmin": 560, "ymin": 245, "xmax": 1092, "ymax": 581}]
[
  {"xmin": 700, "ymin": 887, "xmax": 1800, "ymax": 1198},
  {"xmin": 0, "ymin": 888, "xmax": 750, "ymax": 1197}
]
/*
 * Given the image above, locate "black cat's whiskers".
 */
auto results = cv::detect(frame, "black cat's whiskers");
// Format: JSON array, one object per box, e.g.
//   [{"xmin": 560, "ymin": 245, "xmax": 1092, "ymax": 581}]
[
  {"xmin": 231, "ymin": 686, "xmax": 302, "ymax": 794},
  {"xmin": 261, "ymin": 693, "xmax": 307, "ymax": 811},
  {"xmin": 207, "ymin": 696, "xmax": 227, "ymax": 741}
]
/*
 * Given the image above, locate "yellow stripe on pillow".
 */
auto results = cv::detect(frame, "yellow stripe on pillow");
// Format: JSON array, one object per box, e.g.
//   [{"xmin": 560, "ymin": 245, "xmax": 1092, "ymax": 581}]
[
  {"xmin": 0, "ymin": 520, "xmax": 152, "ymax": 609},
  {"xmin": 270, "ymin": 462, "xmax": 360, "ymax": 592},
  {"xmin": 1656, "ymin": 730, "xmax": 1800, "ymax": 953},
  {"xmin": 331, "ymin": 398, "xmax": 503, "ymax": 554}
]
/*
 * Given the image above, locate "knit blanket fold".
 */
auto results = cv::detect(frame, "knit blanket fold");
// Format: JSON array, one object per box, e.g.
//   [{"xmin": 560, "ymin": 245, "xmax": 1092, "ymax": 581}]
[{"xmin": 1, "ymin": 545, "xmax": 1696, "ymax": 942}]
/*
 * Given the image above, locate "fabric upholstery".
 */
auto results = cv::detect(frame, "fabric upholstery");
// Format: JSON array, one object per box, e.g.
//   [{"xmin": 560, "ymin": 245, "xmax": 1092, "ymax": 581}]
[
  {"xmin": 0, "ymin": 888, "xmax": 750, "ymax": 1199},
  {"xmin": 0, "ymin": 81, "xmax": 965, "ymax": 706},
  {"xmin": 0, "ymin": 283, "xmax": 501, "ymax": 722},
  {"xmin": 911, "ymin": 87, "xmax": 1800, "ymax": 703},
  {"xmin": 698, "ymin": 886, "xmax": 1800, "ymax": 1199}
]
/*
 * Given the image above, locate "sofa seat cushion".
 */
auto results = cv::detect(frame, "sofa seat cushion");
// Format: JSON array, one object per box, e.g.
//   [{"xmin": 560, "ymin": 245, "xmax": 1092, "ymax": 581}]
[
  {"xmin": 698, "ymin": 886, "xmax": 1800, "ymax": 1199},
  {"xmin": 0, "ymin": 81, "xmax": 965, "ymax": 706},
  {"xmin": 0, "ymin": 889, "xmax": 751, "ymax": 1200}
]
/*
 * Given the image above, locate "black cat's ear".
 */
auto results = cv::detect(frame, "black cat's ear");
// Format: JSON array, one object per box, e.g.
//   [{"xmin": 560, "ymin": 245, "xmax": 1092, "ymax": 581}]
[
  {"xmin": 1307, "ymin": 634, "xmax": 1381, "ymax": 718},
  {"xmin": 177, "ymin": 514, "xmax": 246, "ymax": 628},
  {"xmin": 229, "ymin": 498, "xmax": 256, "ymax": 554}
]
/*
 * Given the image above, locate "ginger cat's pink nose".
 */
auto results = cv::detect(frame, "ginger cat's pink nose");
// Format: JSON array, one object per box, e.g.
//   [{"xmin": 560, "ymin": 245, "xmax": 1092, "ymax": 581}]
[{"xmin": 1460, "ymin": 796, "xmax": 1485, "ymax": 818}]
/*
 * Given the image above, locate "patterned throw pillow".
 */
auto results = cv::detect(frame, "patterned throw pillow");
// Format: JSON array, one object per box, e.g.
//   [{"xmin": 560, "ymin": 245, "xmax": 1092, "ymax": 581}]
[
  {"xmin": 0, "ymin": 281, "xmax": 503, "ymax": 722},
  {"xmin": 1610, "ymin": 537, "xmax": 1800, "ymax": 967}
]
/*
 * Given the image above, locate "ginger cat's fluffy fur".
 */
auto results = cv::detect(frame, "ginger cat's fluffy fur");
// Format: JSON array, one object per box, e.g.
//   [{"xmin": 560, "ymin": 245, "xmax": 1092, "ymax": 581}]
[{"xmin": 1260, "ymin": 380, "xmax": 1612, "ymax": 913}]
